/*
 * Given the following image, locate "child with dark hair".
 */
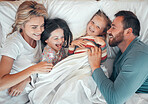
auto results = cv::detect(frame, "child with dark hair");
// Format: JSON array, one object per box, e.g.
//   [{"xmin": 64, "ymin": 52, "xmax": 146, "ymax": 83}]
[{"xmin": 41, "ymin": 18, "xmax": 73, "ymax": 65}]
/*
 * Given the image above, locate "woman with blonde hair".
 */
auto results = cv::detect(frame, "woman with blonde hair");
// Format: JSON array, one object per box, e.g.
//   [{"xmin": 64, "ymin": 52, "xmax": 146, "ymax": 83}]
[{"xmin": 0, "ymin": 1, "xmax": 53, "ymax": 103}]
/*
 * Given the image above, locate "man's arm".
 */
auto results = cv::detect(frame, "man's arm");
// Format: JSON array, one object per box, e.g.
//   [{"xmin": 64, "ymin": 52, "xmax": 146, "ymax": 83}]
[{"xmin": 88, "ymin": 47, "xmax": 148, "ymax": 104}]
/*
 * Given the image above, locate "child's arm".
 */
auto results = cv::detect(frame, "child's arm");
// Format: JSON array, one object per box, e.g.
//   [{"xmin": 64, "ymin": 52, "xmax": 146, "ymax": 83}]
[
  {"xmin": 8, "ymin": 77, "xmax": 31, "ymax": 96},
  {"xmin": 68, "ymin": 38, "xmax": 87, "ymax": 55},
  {"xmin": 94, "ymin": 37, "xmax": 107, "ymax": 63}
]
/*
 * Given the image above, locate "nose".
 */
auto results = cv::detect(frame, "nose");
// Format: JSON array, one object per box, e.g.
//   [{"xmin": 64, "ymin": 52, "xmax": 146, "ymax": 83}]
[
  {"xmin": 107, "ymin": 28, "xmax": 111, "ymax": 34},
  {"xmin": 58, "ymin": 38, "xmax": 64, "ymax": 43},
  {"xmin": 90, "ymin": 24, "xmax": 95, "ymax": 31},
  {"xmin": 37, "ymin": 27, "xmax": 44, "ymax": 34}
]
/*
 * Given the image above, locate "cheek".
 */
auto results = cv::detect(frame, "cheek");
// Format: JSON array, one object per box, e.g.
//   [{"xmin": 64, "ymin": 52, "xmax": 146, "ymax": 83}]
[
  {"xmin": 86, "ymin": 23, "xmax": 91, "ymax": 29},
  {"xmin": 62, "ymin": 38, "xmax": 64, "ymax": 42},
  {"xmin": 41, "ymin": 27, "xmax": 44, "ymax": 33},
  {"xmin": 50, "ymin": 40, "xmax": 57, "ymax": 45},
  {"xmin": 95, "ymin": 28, "xmax": 101, "ymax": 34}
]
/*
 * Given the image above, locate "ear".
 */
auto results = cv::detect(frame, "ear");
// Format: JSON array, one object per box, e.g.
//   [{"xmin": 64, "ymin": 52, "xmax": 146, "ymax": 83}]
[
  {"xmin": 45, "ymin": 39, "xmax": 48, "ymax": 43},
  {"xmin": 125, "ymin": 28, "xmax": 133, "ymax": 35}
]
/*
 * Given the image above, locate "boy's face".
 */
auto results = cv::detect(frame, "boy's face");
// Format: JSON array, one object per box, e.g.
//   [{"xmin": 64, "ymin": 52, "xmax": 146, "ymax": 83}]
[
  {"xmin": 45, "ymin": 28, "xmax": 64, "ymax": 53},
  {"xmin": 86, "ymin": 15, "xmax": 106, "ymax": 36}
]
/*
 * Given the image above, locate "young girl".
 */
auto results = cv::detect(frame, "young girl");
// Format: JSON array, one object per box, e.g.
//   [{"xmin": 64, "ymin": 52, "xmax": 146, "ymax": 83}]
[
  {"xmin": 0, "ymin": 1, "xmax": 53, "ymax": 104},
  {"xmin": 41, "ymin": 18, "xmax": 73, "ymax": 65},
  {"xmin": 68, "ymin": 10, "xmax": 111, "ymax": 63}
]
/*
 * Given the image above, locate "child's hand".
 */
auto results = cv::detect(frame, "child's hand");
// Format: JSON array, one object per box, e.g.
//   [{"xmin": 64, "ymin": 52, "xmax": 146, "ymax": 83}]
[
  {"xmin": 94, "ymin": 37, "xmax": 106, "ymax": 46},
  {"xmin": 8, "ymin": 78, "xmax": 30, "ymax": 96},
  {"xmin": 71, "ymin": 39, "xmax": 87, "ymax": 48}
]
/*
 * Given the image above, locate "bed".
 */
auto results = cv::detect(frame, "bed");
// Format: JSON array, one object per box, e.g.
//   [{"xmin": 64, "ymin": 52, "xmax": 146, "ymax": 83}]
[{"xmin": 0, "ymin": 0, "xmax": 148, "ymax": 104}]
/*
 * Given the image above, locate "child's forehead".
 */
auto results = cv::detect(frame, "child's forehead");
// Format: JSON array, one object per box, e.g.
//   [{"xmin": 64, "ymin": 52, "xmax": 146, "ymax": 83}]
[
  {"xmin": 91, "ymin": 15, "xmax": 105, "ymax": 22},
  {"xmin": 50, "ymin": 28, "xmax": 64, "ymax": 37}
]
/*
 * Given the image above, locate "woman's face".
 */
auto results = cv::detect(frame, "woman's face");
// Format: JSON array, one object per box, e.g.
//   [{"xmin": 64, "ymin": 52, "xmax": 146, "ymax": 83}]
[
  {"xmin": 45, "ymin": 28, "xmax": 64, "ymax": 53},
  {"xmin": 22, "ymin": 16, "xmax": 44, "ymax": 41}
]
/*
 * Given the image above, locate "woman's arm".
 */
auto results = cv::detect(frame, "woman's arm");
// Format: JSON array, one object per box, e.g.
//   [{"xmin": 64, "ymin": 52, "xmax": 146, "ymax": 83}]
[{"xmin": 0, "ymin": 56, "xmax": 53, "ymax": 91}]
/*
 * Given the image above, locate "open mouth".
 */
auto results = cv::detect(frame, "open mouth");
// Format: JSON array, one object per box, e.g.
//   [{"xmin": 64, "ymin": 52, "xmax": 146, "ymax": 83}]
[
  {"xmin": 108, "ymin": 34, "xmax": 113, "ymax": 39},
  {"xmin": 56, "ymin": 44, "xmax": 62, "ymax": 48},
  {"xmin": 89, "ymin": 27, "xmax": 94, "ymax": 33}
]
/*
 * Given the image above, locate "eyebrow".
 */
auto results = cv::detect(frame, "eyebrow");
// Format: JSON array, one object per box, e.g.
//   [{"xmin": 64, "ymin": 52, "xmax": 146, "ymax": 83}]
[
  {"xmin": 31, "ymin": 23, "xmax": 44, "ymax": 27},
  {"xmin": 30, "ymin": 25, "xmax": 38, "ymax": 27}
]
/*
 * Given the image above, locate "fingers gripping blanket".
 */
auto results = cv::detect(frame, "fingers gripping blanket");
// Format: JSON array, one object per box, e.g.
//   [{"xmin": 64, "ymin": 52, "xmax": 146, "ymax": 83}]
[{"xmin": 28, "ymin": 52, "xmax": 106, "ymax": 104}]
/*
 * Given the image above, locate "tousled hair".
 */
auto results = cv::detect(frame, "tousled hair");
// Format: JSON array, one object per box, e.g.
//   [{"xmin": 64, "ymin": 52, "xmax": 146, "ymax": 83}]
[
  {"xmin": 41, "ymin": 18, "xmax": 73, "ymax": 48},
  {"xmin": 91, "ymin": 10, "xmax": 111, "ymax": 36},
  {"xmin": 9, "ymin": 1, "xmax": 48, "ymax": 35},
  {"xmin": 115, "ymin": 10, "xmax": 140, "ymax": 36}
]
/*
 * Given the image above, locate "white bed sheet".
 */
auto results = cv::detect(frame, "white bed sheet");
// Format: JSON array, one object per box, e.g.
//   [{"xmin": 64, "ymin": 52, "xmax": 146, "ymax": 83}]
[{"xmin": 0, "ymin": 0, "xmax": 148, "ymax": 103}]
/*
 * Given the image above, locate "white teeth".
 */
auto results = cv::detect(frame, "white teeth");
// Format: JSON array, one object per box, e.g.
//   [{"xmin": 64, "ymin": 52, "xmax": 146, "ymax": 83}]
[
  {"xmin": 108, "ymin": 35, "xmax": 113, "ymax": 38},
  {"xmin": 34, "ymin": 33, "xmax": 40, "ymax": 36}
]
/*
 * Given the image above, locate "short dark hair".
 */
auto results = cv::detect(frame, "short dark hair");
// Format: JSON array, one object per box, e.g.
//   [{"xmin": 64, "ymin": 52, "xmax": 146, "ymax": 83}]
[
  {"xmin": 115, "ymin": 10, "xmax": 140, "ymax": 36},
  {"xmin": 41, "ymin": 18, "xmax": 73, "ymax": 48}
]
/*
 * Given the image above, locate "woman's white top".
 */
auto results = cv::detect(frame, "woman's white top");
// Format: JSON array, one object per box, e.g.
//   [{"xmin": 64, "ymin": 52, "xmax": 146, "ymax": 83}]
[{"xmin": 0, "ymin": 31, "xmax": 42, "ymax": 104}]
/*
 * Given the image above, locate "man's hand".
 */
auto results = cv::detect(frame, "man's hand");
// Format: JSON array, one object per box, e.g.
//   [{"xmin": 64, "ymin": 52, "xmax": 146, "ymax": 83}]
[{"xmin": 88, "ymin": 46, "xmax": 102, "ymax": 72}]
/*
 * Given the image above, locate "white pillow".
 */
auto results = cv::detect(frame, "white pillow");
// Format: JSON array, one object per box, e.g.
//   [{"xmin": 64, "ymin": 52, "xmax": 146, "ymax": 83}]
[
  {"xmin": 45, "ymin": 0, "xmax": 100, "ymax": 39},
  {"xmin": 99, "ymin": 0, "xmax": 148, "ymax": 58},
  {"xmin": 100, "ymin": 0, "xmax": 148, "ymax": 44},
  {"xmin": 1, "ymin": 0, "xmax": 148, "ymax": 58},
  {"xmin": 0, "ymin": 1, "xmax": 22, "ymax": 48},
  {"xmin": 0, "ymin": 0, "xmax": 100, "ymax": 48}
]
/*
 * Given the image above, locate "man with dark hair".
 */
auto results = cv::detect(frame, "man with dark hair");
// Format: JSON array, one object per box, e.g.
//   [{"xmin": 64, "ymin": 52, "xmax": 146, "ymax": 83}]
[{"xmin": 88, "ymin": 10, "xmax": 148, "ymax": 104}]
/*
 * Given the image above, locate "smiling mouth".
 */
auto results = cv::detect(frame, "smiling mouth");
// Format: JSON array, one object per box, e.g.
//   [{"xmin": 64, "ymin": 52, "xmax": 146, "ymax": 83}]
[
  {"xmin": 33, "ymin": 33, "xmax": 40, "ymax": 36},
  {"xmin": 89, "ymin": 27, "xmax": 94, "ymax": 33},
  {"xmin": 56, "ymin": 44, "xmax": 62, "ymax": 48},
  {"xmin": 108, "ymin": 34, "xmax": 113, "ymax": 38}
]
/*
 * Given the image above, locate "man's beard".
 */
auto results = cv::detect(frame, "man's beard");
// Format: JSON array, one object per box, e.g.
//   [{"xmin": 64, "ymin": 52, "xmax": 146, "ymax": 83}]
[{"xmin": 108, "ymin": 31, "xmax": 124, "ymax": 47}]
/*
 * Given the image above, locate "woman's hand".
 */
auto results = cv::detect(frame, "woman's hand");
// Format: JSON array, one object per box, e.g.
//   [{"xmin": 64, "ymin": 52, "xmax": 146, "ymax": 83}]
[
  {"xmin": 8, "ymin": 77, "xmax": 30, "ymax": 96},
  {"xmin": 88, "ymin": 46, "xmax": 102, "ymax": 72},
  {"xmin": 70, "ymin": 39, "xmax": 87, "ymax": 48},
  {"xmin": 29, "ymin": 61, "xmax": 53, "ymax": 74}
]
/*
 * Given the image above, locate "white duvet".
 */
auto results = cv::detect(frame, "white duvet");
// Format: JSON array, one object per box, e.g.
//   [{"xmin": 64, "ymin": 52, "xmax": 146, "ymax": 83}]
[{"xmin": 28, "ymin": 52, "xmax": 106, "ymax": 104}]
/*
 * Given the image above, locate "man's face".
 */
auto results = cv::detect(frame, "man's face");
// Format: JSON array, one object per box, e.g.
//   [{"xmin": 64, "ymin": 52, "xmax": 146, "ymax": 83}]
[{"xmin": 107, "ymin": 16, "xmax": 125, "ymax": 47}]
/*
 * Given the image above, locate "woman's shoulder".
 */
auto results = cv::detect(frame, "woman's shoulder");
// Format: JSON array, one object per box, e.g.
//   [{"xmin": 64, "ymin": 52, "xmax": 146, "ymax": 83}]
[
  {"xmin": 6, "ymin": 31, "xmax": 22, "ymax": 43},
  {"xmin": 4, "ymin": 31, "xmax": 24, "ymax": 49}
]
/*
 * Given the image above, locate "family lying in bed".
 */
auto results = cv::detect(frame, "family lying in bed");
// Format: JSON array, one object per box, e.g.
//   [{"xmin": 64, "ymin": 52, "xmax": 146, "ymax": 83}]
[{"xmin": 0, "ymin": 1, "xmax": 148, "ymax": 104}]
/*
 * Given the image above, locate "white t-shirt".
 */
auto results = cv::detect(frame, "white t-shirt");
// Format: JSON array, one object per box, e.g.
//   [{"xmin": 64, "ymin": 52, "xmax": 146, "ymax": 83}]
[
  {"xmin": 1, "ymin": 31, "xmax": 42, "ymax": 73},
  {"xmin": 0, "ymin": 31, "xmax": 42, "ymax": 104}
]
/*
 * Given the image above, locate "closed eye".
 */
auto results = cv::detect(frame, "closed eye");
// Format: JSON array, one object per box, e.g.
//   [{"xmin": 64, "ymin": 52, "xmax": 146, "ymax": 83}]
[
  {"xmin": 41, "ymin": 23, "xmax": 44, "ymax": 28},
  {"xmin": 97, "ymin": 25, "xmax": 100, "ymax": 29},
  {"xmin": 32, "ymin": 26, "xmax": 37, "ymax": 29}
]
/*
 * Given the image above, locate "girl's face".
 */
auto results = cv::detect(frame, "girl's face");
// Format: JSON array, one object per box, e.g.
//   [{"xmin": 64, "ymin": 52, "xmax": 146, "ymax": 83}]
[
  {"xmin": 22, "ymin": 16, "xmax": 44, "ymax": 41},
  {"xmin": 86, "ymin": 15, "xmax": 106, "ymax": 36},
  {"xmin": 45, "ymin": 28, "xmax": 64, "ymax": 52}
]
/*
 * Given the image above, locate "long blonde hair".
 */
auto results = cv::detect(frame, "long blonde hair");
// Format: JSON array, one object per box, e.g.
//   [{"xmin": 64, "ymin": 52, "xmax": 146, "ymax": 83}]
[{"xmin": 9, "ymin": 1, "xmax": 48, "ymax": 35}]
